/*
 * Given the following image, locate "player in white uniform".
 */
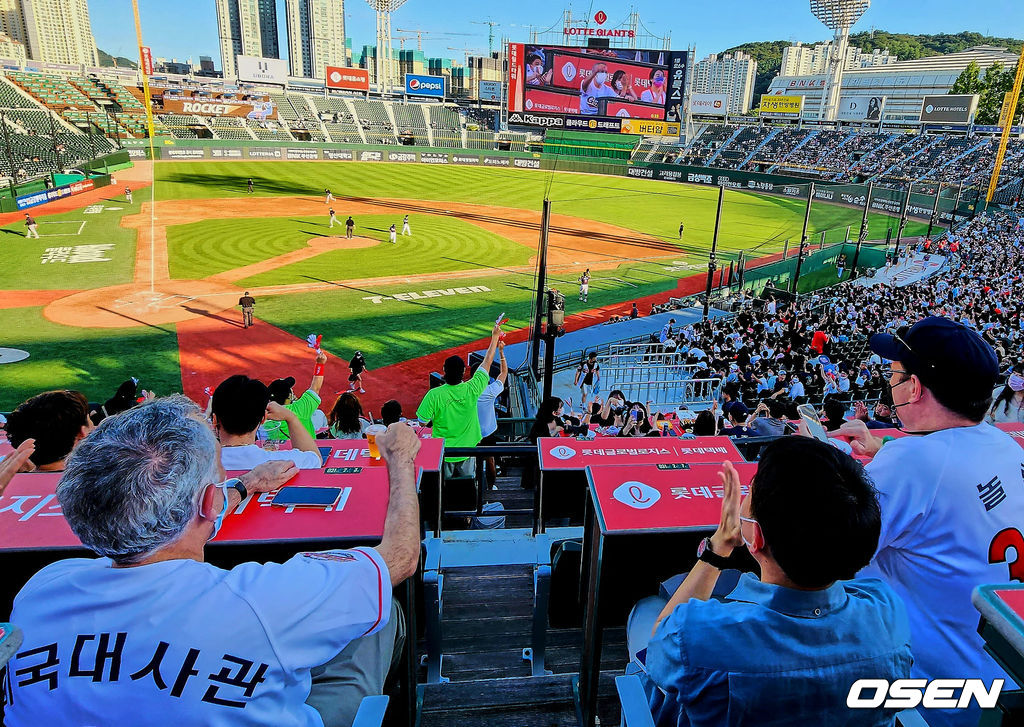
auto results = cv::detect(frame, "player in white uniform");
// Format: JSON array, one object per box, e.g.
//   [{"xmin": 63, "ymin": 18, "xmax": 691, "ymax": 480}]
[
  {"xmin": 325, "ymin": 188, "xmax": 334, "ymax": 204},
  {"xmin": 578, "ymin": 268, "xmax": 591, "ymax": 302},
  {"xmin": 329, "ymin": 207, "xmax": 338, "ymax": 228},
  {"xmin": 402, "ymin": 215, "xmax": 411, "ymax": 236},
  {"xmin": 389, "ymin": 224, "xmax": 397, "ymax": 244},
  {"xmin": 836, "ymin": 317, "xmax": 1023, "ymax": 727}
]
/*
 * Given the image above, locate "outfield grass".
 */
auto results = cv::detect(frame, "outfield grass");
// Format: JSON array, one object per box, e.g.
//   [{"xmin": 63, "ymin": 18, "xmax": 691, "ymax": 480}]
[
  {"xmin": 167, "ymin": 213, "xmax": 536, "ymax": 286},
  {"xmin": 0, "ymin": 202, "xmax": 138, "ymax": 290},
  {"xmin": 256, "ymin": 259, "xmax": 688, "ymax": 371},
  {"xmin": 155, "ymin": 162, "xmax": 927, "ymax": 261},
  {"xmin": 0, "ymin": 307, "xmax": 182, "ymax": 410}
]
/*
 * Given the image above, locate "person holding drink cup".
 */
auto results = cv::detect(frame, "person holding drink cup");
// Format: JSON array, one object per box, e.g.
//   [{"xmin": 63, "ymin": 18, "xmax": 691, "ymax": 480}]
[{"xmin": 366, "ymin": 424, "xmax": 387, "ymax": 460}]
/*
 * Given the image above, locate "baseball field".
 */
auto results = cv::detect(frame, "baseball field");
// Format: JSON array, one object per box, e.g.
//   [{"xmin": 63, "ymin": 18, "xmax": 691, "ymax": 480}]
[{"xmin": 0, "ymin": 159, "xmax": 927, "ymax": 413}]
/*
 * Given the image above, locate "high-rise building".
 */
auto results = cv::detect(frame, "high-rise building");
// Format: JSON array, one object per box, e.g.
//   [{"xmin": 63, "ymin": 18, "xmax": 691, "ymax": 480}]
[
  {"xmin": 691, "ymin": 51, "xmax": 757, "ymax": 115},
  {"xmin": 215, "ymin": 0, "xmax": 279, "ymax": 79},
  {"xmin": 2, "ymin": 0, "xmax": 97, "ymax": 66},
  {"xmin": 285, "ymin": 0, "xmax": 345, "ymax": 80},
  {"xmin": 781, "ymin": 42, "xmax": 897, "ymax": 76}
]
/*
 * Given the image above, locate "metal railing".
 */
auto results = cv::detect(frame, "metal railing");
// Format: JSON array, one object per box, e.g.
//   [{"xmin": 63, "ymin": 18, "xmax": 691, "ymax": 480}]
[{"xmin": 615, "ymin": 376, "xmax": 723, "ymax": 409}]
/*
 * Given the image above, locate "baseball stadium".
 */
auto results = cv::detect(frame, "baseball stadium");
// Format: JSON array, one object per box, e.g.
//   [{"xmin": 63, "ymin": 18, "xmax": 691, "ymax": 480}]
[{"xmin": 1, "ymin": 1, "xmax": 1023, "ymax": 726}]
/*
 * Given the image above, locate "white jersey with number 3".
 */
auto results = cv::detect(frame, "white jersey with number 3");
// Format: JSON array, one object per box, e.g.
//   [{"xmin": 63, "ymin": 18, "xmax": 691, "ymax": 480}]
[{"xmin": 862, "ymin": 423, "xmax": 1024, "ymax": 727}]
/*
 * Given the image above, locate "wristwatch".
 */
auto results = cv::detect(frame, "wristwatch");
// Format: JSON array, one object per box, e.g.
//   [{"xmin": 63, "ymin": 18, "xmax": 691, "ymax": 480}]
[
  {"xmin": 696, "ymin": 537, "xmax": 731, "ymax": 569},
  {"xmin": 228, "ymin": 477, "xmax": 248, "ymax": 501}
]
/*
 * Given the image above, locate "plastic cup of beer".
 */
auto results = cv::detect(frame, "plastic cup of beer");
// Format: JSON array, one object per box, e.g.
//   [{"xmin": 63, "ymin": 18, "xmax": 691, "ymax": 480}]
[{"xmin": 365, "ymin": 424, "xmax": 387, "ymax": 459}]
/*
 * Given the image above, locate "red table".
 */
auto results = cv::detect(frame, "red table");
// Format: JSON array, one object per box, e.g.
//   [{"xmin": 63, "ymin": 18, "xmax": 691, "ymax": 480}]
[
  {"xmin": 533, "ymin": 436, "xmax": 745, "ymax": 535},
  {"xmin": 586, "ymin": 462, "xmax": 759, "ymax": 534},
  {"xmin": 576, "ymin": 462, "xmax": 759, "ymax": 727},
  {"xmin": 0, "ymin": 468, "xmax": 393, "ymax": 551}
]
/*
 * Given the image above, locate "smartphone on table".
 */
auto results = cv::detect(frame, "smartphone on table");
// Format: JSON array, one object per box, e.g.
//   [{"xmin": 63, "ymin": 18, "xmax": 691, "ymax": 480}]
[{"xmin": 271, "ymin": 487, "xmax": 342, "ymax": 508}]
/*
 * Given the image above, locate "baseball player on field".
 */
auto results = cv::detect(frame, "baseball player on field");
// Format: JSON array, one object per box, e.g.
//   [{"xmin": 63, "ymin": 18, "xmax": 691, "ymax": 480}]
[
  {"xmin": 125, "ymin": 186, "xmax": 133, "ymax": 204},
  {"xmin": 329, "ymin": 208, "xmax": 338, "ymax": 228},
  {"xmin": 389, "ymin": 224, "xmax": 397, "ymax": 244},
  {"xmin": 325, "ymin": 188, "xmax": 334, "ymax": 204},
  {"xmin": 578, "ymin": 268, "xmax": 591, "ymax": 302},
  {"xmin": 402, "ymin": 215, "xmax": 411, "ymax": 236}
]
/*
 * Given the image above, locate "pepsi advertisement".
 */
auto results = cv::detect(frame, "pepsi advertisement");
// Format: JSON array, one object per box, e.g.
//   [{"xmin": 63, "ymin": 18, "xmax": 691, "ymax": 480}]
[{"xmin": 405, "ymin": 74, "xmax": 445, "ymax": 98}]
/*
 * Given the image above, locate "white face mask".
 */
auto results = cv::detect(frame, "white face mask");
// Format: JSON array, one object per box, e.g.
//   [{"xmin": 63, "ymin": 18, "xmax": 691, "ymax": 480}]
[{"xmin": 594, "ymin": 72, "xmax": 607, "ymax": 84}]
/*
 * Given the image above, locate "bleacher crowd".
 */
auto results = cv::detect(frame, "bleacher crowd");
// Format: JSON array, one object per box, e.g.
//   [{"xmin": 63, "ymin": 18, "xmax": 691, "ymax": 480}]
[{"xmin": 0, "ymin": 191, "xmax": 1022, "ymax": 726}]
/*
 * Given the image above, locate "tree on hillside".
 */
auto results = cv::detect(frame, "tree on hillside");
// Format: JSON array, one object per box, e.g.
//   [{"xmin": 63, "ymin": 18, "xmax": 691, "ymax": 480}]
[{"xmin": 949, "ymin": 60, "xmax": 1024, "ymax": 125}]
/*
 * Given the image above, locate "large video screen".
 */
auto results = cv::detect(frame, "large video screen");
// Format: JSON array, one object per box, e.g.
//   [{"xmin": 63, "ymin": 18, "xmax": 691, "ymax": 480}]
[{"xmin": 508, "ymin": 44, "xmax": 686, "ymax": 131}]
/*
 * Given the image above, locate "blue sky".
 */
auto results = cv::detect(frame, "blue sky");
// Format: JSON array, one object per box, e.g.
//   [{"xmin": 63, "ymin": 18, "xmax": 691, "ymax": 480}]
[{"xmin": 90, "ymin": 0, "xmax": 1023, "ymax": 68}]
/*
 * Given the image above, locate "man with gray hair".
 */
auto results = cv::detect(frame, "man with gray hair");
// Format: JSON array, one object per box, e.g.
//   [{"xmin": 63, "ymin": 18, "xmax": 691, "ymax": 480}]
[{"xmin": 6, "ymin": 395, "xmax": 422, "ymax": 727}]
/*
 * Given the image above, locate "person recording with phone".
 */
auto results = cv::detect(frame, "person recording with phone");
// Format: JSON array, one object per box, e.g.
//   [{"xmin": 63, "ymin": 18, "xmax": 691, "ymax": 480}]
[{"xmin": 6, "ymin": 396, "xmax": 423, "ymax": 727}]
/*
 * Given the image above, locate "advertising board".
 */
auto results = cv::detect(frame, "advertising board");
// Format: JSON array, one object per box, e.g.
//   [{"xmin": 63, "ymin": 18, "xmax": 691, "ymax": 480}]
[
  {"xmin": 759, "ymin": 95, "xmax": 804, "ymax": 119},
  {"xmin": 837, "ymin": 95, "xmax": 885, "ymax": 122},
  {"xmin": 237, "ymin": 56, "xmax": 288, "ymax": 85},
  {"xmin": 161, "ymin": 97, "xmax": 277, "ymax": 120},
  {"xmin": 919, "ymin": 95, "xmax": 979, "ymax": 124},
  {"xmin": 478, "ymin": 80, "xmax": 502, "ymax": 101},
  {"xmin": 405, "ymin": 74, "xmax": 445, "ymax": 98},
  {"xmin": 689, "ymin": 93, "xmax": 729, "ymax": 117},
  {"xmin": 326, "ymin": 66, "xmax": 370, "ymax": 92},
  {"xmin": 508, "ymin": 43, "xmax": 687, "ymax": 128}
]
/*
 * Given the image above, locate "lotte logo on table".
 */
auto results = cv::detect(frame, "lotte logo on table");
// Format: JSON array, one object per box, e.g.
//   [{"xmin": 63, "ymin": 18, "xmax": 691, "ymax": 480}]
[
  {"xmin": 613, "ymin": 481, "xmax": 661, "ymax": 509},
  {"xmin": 549, "ymin": 444, "xmax": 577, "ymax": 460}
]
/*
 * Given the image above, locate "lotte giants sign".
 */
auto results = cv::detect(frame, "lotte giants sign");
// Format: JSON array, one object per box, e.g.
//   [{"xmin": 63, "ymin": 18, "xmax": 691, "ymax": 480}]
[
  {"xmin": 564, "ymin": 10, "xmax": 636, "ymax": 38},
  {"xmin": 326, "ymin": 66, "xmax": 369, "ymax": 92}
]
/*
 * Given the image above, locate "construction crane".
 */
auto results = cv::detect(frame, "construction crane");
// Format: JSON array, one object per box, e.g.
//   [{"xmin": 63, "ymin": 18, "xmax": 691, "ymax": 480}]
[
  {"xmin": 447, "ymin": 46, "xmax": 485, "ymax": 66},
  {"xmin": 394, "ymin": 28, "xmax": 474, "ymax": 52},
  {"xmin": 470, "ymin": 20, "xmax": 499, "ymax": 54}
]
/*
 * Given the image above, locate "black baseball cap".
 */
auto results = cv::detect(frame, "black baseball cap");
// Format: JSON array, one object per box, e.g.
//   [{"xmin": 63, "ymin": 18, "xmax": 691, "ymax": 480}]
[
  {"xmin": 268, "ymin": 376, "xmax": 296, "ymax": 404},
  {"xmin": 869, "ymin": 316, "xmax": 998, "ymax": 396}
]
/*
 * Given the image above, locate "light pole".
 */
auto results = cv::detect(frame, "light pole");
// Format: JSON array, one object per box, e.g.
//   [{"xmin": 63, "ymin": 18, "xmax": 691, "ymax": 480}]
[
  {"xmin": 809, "ymin": 0, "xmax": 870, "ymax": 122},
  {"xmin": 365, "ymin": 0, "xmax": 408, "ymax": 95}
]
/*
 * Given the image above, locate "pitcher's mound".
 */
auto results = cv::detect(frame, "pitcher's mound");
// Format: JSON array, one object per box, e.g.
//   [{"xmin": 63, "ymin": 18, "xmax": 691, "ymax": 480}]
[{"xmin": 44, "ymin": 280, "xmax": 243, "ymax": 329}]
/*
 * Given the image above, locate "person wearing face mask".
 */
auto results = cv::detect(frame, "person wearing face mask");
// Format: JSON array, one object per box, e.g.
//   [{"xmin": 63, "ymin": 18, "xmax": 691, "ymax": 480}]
[
  {"xmin": 6, "ymin": 396, "xmax": 424, "ymax": 727},
  {"xmin": 579, "ymin": 62, "xmax": 618, "ymax": 115},
  {"xmin": 525, "ymin": 53, "xmax": 552, "ymax": 86},
  {"xmin": 639, "ymin": 67, "xmax": 667, "ymax": 105},
  {"xmin": 609, "ymin": 69, "xmax": 638, "ymax": 100},
  {"xmin": 625, "ymin": 438, "xmax": 910, "ymax": 725},
  {"xmin": 987, "ymin": 363, "xmax": 1024, "ymax": 424},
  {"xmin": 833, "ymin": 317, "xmax": 1024, "ymax": 727}
]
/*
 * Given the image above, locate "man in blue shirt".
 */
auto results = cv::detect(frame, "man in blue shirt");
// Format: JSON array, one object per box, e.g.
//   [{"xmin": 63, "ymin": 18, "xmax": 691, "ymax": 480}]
[{"xmin": 627, "ymin": 437, "xmax": 912, "ymax": 726}]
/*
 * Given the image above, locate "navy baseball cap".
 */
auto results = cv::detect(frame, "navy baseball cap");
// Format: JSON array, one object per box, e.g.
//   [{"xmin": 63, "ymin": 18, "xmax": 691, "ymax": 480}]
[
  {"xmin": 869, "ymin": 317, "xmax": 998, "ymax": 393},
  {"xmin": 268, "ymin": 376, "xmax": 296, "ymax": 404},
  {"xmin": 724, "ymin": 401, "xmax": 749, "ymax": 419}
]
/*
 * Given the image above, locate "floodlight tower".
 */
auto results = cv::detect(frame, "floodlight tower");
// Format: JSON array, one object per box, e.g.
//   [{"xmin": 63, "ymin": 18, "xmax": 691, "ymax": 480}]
[
  {"xmin": 810, "ymin": 0, "xmax": 870, "ymax": 121},
  {"xmin": 366, "ymin": 0, "xmax": 408, "ymax": 94}
]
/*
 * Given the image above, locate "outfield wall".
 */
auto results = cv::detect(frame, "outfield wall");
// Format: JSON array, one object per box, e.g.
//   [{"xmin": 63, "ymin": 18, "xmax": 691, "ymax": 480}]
[{"xmin": 126, "ymin": 137, "xmax": 974, "ymax": 223}]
